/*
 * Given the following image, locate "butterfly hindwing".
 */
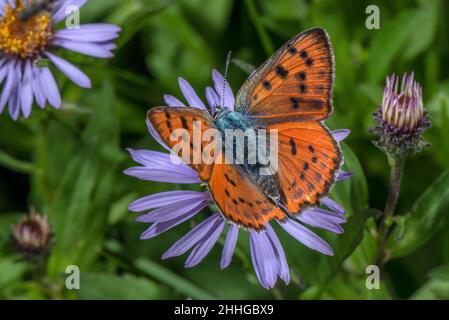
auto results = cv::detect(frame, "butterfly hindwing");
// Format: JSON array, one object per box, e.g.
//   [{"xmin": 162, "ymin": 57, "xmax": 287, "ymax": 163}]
[
  {"xmin": 148, "ymin": 106, "xmax": 218, "ymax": 180},
  {"xmin": 235, "ymin": 27, "xmax": 334, "ymax": 123},
  {"xmin": 208, "ymin": 163, "xmax": 285, "ymax": 229},
  {"xmin": 267, "ymin": 121, "xmax": 342, "ymax": 213}
]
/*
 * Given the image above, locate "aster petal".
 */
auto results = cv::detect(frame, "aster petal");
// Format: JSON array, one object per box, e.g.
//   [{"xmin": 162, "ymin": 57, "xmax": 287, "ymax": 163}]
[
  {"xmin": 0, "ymin": 60, "xmax": 8, "ymax": 84},
  {"xmin": 129, "ymin": 190, "xmax": 209, "ymax": 212},
  {"xmin": 139, "ymin": 201, "xmax": 209, "ymax": 239},
  {"xmin": 46, "ymin": 52, "xmax": 91, "ymax": 88},
  {"xmin": 205, "ymin": 86, "xmax": 219, "ymax": 114},
  {"xmin": 332, "ymin": 129, "xmax": 350, "ymax": 142},
  {"xmin": 124, "ymin": 166, "xmax": 200, "ymax": 184},
  {"xmin": 297, "ymin": 209, "xmax": 346, "ymax": 234},
  {"xmin": 146, "ymin": 119, "xmax": 170, "ymax": 151},
  {"xmin": 164, "ymin": 94, "xmax": 185, "ymax": 107},
  {"xmin": 51, "ymin": 39, "xmax": 114, "ymax": 58},
  {"xmin": 220, "ymin": 223, "xmax": 238, "ymax": 269},
  {"xmin": 51, "ymin": 0, "xmax": 88, "ymax": 23},
  {"xmin": 250, "ymin": 230, "xmax": 277, "ymax": 289},
  {"xmin": 8, "ymin": 64, "xmax": 21, "ymax": 121},
  {"xmin": 321, "ymin": 196, "xmax": 345, "ymax": 215},
  {"xmin": 0, "ymin": 61, "xmax": 16, "ymax": 114},
  {"xmin": 266, "ymin": 224, "xmax": 290, "ymax": 284},
  {"xmin": 135, "ymin": 198, "xmax": 210, "ymax": 223},
  {"xmin": 278, "ymin": 218, "xmax": 333, "ymax": 256},
  {"xmin": 337, "ymin": 170, "xmax": 353, "ymax": 181},
  {"xmin": 39, "ymin": 67, "xmax": 61, "ymax": 109},
  {"xmin": 162, "ymin": 213, "xmax": 221, "ymax": 259},
  {"xmin": 31, "ymin": 66, "xmax": 46, "ymax": 108},
  {"xmin": 212, "ymin": 69, "xmax": 235, "ymax": 110},
  {"xmin": 185, "ymin": 218, "xmax": 225, "ymax": 268},
  {"xmin": 124, "ymin": 148, "xmax": 200, "ymax": 183},
  {"xmin": 178, "ymin": 77, "xmax": 206, "ymax": 110},
  {"xmin": 126, "ymin": 148, "xmax": 181, "ymax": 168},
  {"xmin": 20, "ymin": 61, "xmax": 33, "ymax": 118},
  {"xmin": 54, "ymin": 25, "xmax": 120, "ymax": 42}
]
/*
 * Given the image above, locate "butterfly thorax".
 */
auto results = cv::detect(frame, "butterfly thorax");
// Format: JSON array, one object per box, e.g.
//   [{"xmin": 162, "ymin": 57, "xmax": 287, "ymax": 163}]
[
  {"xmin": 214, "ymin": 107, "xmax": 254, "ymax": 132},
  {"xmin": 213, "ymin": 107, "xmax": 283, "ymax": 203}
]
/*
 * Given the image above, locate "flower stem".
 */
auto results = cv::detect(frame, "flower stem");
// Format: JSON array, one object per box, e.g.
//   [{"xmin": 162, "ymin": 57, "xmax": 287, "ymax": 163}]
[{"xmin": 376, "ymin": 155, "xmax": 406, "ymax": 266}]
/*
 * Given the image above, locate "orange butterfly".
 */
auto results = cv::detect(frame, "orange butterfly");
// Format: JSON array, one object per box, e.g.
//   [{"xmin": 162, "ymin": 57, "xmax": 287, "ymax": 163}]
[{"xmin": 148, "ymin": 28, "xmax": 342, "ymax": 230}]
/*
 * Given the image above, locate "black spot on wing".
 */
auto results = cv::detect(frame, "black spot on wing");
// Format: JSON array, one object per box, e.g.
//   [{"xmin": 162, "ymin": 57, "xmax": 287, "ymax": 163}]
[
  {"xmin": 224, "ymin": 173, "xmax": 237, "ymax": 186},
  {"xmin": 308, "ymin": 145, "xmax": 315, "ymax": 153},
  {"xmin": 180, "ymin": 116, "xmax": 189, "ymax": 130},
  {"xmin": 263, "ymin": 80, "xmax": 272, "ymax": 90},
  {"xmin": 305, "ymin": 58, "xmax": 314, "ymax": 67},
  {"xmin": 275, "ymin": 65, "xmax": 289, "ymax": 79},
  {"xmin": 296, "ymin": 72, "xmax": 306, "ymax": 81},
  {"xmin": 290, "ymin": 97, "xmax": 299, "ymax": 109},
  {"xmin": 289, "ymin": 137, "xmax": 297, "ymax": 155}
]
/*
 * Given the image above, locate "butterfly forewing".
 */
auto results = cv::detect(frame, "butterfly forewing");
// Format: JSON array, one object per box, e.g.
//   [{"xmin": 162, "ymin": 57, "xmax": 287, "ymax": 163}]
[
  {"xmin": 148, "ymin": 106, "xmax": 218, "ymax": 180},
  {"xmin": 235, "ymin": 28, "xmax": 334, "ymax": 123},
  {"xmin": 267, "ymin": 122, "xmax": 342, "ymax": 213}
]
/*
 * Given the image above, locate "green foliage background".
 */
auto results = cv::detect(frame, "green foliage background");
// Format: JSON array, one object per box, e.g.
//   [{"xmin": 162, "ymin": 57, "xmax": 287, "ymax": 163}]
[{"xmin": 1, "ymin": 0, "xmax": 449, "ymax": 299}]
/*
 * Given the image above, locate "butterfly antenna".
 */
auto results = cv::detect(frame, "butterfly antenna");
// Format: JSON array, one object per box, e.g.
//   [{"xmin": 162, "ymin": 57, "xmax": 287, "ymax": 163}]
[{"xmin": 221, "ymin": 51, "xmax": 232, "ymax": 107}]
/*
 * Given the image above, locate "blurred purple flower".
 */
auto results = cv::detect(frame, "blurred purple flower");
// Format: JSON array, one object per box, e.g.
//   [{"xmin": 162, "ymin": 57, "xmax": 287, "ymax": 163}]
[
  {"xmin": 125, "ymin": 70, "xmax": 351, "ymax": 289},
  {"xmin": 0, "ymin": 0, "xmax": 120, "ymax": 120}
]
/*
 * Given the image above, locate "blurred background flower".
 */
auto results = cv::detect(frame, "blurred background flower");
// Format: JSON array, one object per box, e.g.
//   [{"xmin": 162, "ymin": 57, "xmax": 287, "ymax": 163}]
[
  {"xmin": 0, "ymin": 0, "xmax": 449, "ymax": 300},
  {"xmin": 0, "ymin": 0, "xmax": 120, "ymax": 120},
  {"xmin": 11, "ymin": 210, "xmax": 51, "ymax": 258}
]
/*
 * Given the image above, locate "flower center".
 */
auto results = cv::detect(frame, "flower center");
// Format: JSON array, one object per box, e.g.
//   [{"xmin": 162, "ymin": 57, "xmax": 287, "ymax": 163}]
[{"xmin": 0, "ymin": 2, "xmax": 52, "ymax": 59}]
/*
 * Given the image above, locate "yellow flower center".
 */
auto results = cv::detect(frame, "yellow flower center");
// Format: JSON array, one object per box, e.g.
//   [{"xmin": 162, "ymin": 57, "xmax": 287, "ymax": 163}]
[{"xmin": 0, "ymin": 1, "xmax": 52, "ymax": 59}]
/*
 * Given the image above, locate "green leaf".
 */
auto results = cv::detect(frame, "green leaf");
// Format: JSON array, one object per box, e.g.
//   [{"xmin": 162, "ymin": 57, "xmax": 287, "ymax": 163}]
[
  {"xmin": 402, "ymin": 0, "xmax": 439, "ymax": 61},
  {"xmin": 389, "ymin": 171, "xmax": 449, "ymax": 258},
  {"xmin": 411, "ymin": 279, "xmax": 449, "ymax": 299},
  {"xmin": 342, "ymin": 143, "xmax": 369, "ymax": 214},
  {"xmin": 134, "ymin": 258, "xmax": 216, "ymax": 300},
  {"xmin": 367, "ymin": 1, "xmax": 439, "ymax": 82},
  {"xmin": 0, "ymin": 258, "xmax": 27, "ymax": 289},
  {"xmin": 78, "ymin": 272, "xmax": 162, "ymax": 300},
  {"xmin": 244, "ymin": 0, "xmax": 274, "ymax": 56},
  {"xmin": 0, "ymin": 149, "xmax": 36, "ymax": 174},
  {"xmin": 231, "ymin": 59, "xmax": 256, "ymax": 75},
  {"xmin": 47, "ymin": 82, "xmax": 120, "ymax": 276},
  {"xmin": 428, "ymin": 263, "xmax": 449, "ymax": 281},
  {"xmin": 285, "ymin": 208, "xmax": 373, "ymax": 289},
  {"xmin": 411, "ymin": 262, "xmax": 449, "ymax": 299}
]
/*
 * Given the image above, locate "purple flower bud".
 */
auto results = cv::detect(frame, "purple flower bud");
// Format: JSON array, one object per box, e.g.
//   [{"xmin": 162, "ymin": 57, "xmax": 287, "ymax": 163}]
[
  {"xmin": 370, "ymin": 72, "xmax": 431, "ymax": 156},
  {"xmin": 11, "ymin": 212, "xmax": 52, "ymax": 258}
]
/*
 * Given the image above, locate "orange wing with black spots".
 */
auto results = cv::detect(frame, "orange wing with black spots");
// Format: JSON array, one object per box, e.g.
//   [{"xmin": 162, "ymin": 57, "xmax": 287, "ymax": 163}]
[
  {"xmin": 148, "ymin": 106, "xmax": 219, "ymax": 180},
  {"xmin": 267, "ymin": 122, "xmax": 342, "ymax": 213},
  {"xmin": 208, "ymin": 163, "xmax": 285, "ymax": 229},
  {"xmin": 235, "ymin": 28, "xmax": 334, "ymax": 123}
]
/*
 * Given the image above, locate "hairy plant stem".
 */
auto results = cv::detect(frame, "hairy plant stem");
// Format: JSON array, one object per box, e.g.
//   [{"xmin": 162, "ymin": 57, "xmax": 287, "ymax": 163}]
[{"xmin": 376, "ymin": 155, "xmax": 406, "ymax": 266}]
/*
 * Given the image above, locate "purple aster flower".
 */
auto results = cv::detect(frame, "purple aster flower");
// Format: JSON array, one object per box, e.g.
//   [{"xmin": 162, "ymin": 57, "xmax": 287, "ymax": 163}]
[
  {"xmin": 0, "ymin": 0, "xmax": 120, "ymax": 120},
  {"xmin": 371, "ymin": 72, "xmax": 431, "ymax": 156},
  {"xmin": 125, "ymin": 70, "xmax": 351, "ymax": 289}
]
